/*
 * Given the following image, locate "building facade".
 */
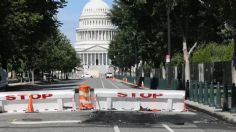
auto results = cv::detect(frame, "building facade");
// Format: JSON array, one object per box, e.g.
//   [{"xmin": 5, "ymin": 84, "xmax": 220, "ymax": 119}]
[{"xmin": 74, "ymin": 0, "xmax": 116, "ymax": 74}]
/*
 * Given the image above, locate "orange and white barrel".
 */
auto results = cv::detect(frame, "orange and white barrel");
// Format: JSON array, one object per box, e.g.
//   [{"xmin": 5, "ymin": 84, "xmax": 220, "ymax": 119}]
[{"xmin": 79, "ymin": 84, "xmax": 93, "ymax": 110}]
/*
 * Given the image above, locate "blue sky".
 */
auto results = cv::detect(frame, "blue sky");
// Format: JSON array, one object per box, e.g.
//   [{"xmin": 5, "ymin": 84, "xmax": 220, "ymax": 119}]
[{"xmin": 57, "ymin": 0, "xmax": 113, "ymax": 45}]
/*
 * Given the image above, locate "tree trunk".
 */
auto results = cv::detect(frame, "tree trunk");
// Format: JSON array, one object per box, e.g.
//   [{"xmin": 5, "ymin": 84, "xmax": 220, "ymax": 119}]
[
  {"xmin": 20, "ymin": 73, "xmax": 23, "ymax": 83},
  {"xmin": 232, "ymin": 35, "xmax": 236, "ymax": 84},
  {"xmin": 183, "ymin": 38, "xmax": 190, "ymax": 82},
  {"xmin": 183, "ymin": 37, "xmax": 198, "ymax": 83},
  {"xmin": 162, "ymin": 67, "xmax": 166, "ymax": 79},
  {"xmin": 232, "ymin": 61, "xmax": 236, "ymax": 84},
  {"xmin": 30, "ymin": 69, "xmax": 35, "ymax": 84}
]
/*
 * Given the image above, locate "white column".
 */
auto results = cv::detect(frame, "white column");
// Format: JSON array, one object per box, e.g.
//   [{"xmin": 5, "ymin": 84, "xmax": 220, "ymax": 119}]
[
  {"xmin": 88, "ymin": 31, "xmax": 92, "ymax": 40},
  {"xmin": 94, "ymin": 31, "xmax": 96, "ymax": 40},
  {"xmin": 110, "ymin": 31, "xmax": 112, "ymax": 40},
  {"xmin": 85, "ymin": 31, "xmax": 89, "ymax": 40},
  {"xmin": 106, "ymin": 53, "xmax": 108, "ymax": 65},
  {"xmin": 101, "ymin": 31, "xmax": 103, "ymax": 40},
  {"xmin": 102, "ymin": 53, "xmax": 104, "ymax": 65},
  {"xmin": 110, "ymin": 31, "xmax": 111, "ymax": 40},
  {"xmin": 99, "ymin": 31, "xmax": 101, "ymax": 40},
  {"xmin": 98, "ymin": 53, "xmax": 100, "ymax": 66},
  {"xmin": 104, "ymin": 31, "xmax": 106, "ymax": 40},
  {"xmin": 83, "ymin": 53, "xmax": 85, "ymax": 65},
  {"xmin": 82, "ymin": 31, "xmax": 84, "ymax": 40},
  {"xmin": 94, "ymin": 31, "xmax": 95, "ymax": 40},
  {"xmin": 100, "ymin": 31, "xmax": 102, "ymax": 40},
  {"xmin": 95, "ymin": 53, "xmax": 98, "ymax": 64},
  {"xmin": 92, "ymin": 53, "xmax": 94, "ymax": 65},
  {"xmin": 111, "ymin": 31, "xmax": 113, "ymax": 40},
  {"xmin": 98, "ymin": 31, "xmax": 100, "ymax": 40},
  {"xmin": 81, "ymin": 31, "xmax": 83, "ymax": 40},
  {"xmin": 92, "ymin": 31, "xmax": 94, "ymax": 40},
  {"xmin": 88, "ymin": 31, "xmax": 90, "ymax": 40},
  {"xmin": 87, "ymin": 53, "xmax": 89, "ymax": 65},
  {"xmin": 86, "ymin": 53, "xmax": 88, "ymax": 65},
  {"xmin": 90, "ymin": 53, "xmax": 92, "ymax": 65},
  {"xmin": 94, "ymin": 53, "xmax": 97, "ymax": 65}
]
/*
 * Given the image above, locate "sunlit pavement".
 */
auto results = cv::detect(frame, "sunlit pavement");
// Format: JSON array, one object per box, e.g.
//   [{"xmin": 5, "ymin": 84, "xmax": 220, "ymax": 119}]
[
  {"xmin": 0, "ymin": 110, "xmax": 236, "ymax": 132},
  {"xmin": 1, "ymin": 78, "xmax": 236, "ymax": 132}
]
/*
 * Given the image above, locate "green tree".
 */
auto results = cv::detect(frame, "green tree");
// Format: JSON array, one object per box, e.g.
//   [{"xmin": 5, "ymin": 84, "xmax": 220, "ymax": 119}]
[
  {"xmin": 109, "ymin": 0, "xmax": 169, "ymax": 70},
  {"xmin": 39, "ymin": 32, "xmax": 80, "ymax": 81},
  {"xmin": 0, "ymin": 0, "xmax": 66, "ymax": 70},
  {"xmin": 192, "ymin": 42, "xmax": 233, "ymax": 63}
]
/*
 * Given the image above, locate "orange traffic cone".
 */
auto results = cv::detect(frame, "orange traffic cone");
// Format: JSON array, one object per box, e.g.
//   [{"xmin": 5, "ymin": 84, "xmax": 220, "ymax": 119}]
[
  {"xmin": 27, "ymin": 95, "xmax": 34, "ymax": 113},
  {"xmin": 141, "ymin": 81, "xmax": 145, "ymax": 88}
]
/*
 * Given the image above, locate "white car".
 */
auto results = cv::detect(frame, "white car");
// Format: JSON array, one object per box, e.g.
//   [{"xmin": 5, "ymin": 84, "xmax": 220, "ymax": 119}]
[
  {"xmin": 105, "ymin": 72, "xmax": 113, "ymax": 78},
  {"xmin": 81, "ymin": 73, "xmax": 93, "ymax": 78}
]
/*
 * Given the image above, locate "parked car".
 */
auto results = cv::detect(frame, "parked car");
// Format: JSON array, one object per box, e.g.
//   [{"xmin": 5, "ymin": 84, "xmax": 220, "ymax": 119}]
[
  {"xmin": 81, "ymin": 73, "xmax": 93, "ymax": 78},
  {"xmin": 105, "ymin": 72, "xmax": 113, "ymax": 78}
]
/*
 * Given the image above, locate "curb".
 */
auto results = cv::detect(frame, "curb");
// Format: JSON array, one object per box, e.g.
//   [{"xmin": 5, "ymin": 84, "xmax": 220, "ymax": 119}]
[
  {"xmin": 186, "ymin": 101, "xmax": 236, "ymax": 124},
  {"xmin": 113, "ymin": 78, "xmax": 149, "ymax": 90}
]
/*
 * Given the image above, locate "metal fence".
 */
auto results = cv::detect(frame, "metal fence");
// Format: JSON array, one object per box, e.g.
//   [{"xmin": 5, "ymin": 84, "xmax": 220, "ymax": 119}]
[
  {"xmin": 190, "ymin": 61, "xmax": 232, "ymax": 84},
  {"xmin": 187, "ymin": 81, "xmax": 236, "ymax": 112}
]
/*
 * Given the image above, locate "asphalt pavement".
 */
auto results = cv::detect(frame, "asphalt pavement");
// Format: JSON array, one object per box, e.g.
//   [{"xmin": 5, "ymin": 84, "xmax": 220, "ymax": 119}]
[
  {"xmin": 0, "ymin": 110, "xmax": 235, "ymax": 132},
  {"xmin": 0, "ymin": 77, "xmax": 236, "ymax": 132}
]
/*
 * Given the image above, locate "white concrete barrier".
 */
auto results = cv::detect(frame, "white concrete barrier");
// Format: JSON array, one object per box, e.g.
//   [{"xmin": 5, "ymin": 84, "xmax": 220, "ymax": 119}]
[
  {"xmin": 0, "ymin": 90, "xmax": 75, "ymax": 113},
  {"xmin": 94, "ymin": 89, "xmax": 186, "ymax": 112}
]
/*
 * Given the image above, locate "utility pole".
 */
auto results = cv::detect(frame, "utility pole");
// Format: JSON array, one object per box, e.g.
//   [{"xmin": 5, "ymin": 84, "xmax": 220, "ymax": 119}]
[
  {"xmin": 134, "ymin": 32, "xmax": 138, "ymax": 86},
  {"xmin": 167, "ymin": 0, "xmax": 171, "ymax": 89}
]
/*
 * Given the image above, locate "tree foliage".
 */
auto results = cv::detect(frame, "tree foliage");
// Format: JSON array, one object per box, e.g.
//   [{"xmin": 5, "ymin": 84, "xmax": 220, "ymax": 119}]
[
  {"xmin": 109, "ymin": 0, "xmax": 236, "ymax": 71},
  {"xmin": 192, "ymin": 42, "xmax": 233, "ymax": 63},
  {"xmin": 39, "ymin": 31, "xmax": 79, "ymax": 73},
  {"xmin": 0, "ymin": 0, "xmax": 80, "ymax": 81},
  {"xmin": 0, "ymin": 0, "xmax": 66, "ymax": 69}
]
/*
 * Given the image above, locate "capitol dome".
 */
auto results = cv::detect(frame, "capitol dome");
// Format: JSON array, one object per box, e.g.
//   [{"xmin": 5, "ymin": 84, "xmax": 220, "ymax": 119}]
[
  {"xmin": 74, "ymin": 0, "xmax": 116, "ymax": 74},
  {"xmin": 81, "ymin": 0, "xmax": 109, "ymax": 16}
]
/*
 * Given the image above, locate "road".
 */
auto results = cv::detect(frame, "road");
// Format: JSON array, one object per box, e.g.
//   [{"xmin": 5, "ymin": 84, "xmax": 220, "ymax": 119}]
[{"xmin": 1, "ymin": 77, "xmax": 236, "ymax": 132}]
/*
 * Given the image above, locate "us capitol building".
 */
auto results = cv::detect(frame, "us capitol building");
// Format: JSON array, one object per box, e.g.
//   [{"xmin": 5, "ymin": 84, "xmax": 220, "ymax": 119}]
[{"xmin": 74, "ymin": 0, "xmax": 116, "ymax": 75}]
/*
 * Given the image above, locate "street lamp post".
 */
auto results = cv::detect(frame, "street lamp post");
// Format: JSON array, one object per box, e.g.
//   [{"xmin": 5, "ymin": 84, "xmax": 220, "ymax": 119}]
[
  {"xmin": 167, "ymin": 0, "xmax": 171, "ymax": 89},
  {"xmin": 134, "ymin": 32, "xmax": 138, "ymax": 86}
]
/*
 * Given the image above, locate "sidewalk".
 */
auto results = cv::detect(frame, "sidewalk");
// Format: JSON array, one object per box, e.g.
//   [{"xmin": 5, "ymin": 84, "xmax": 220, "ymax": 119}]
[{"xmin": 187, "ymin": 100, "xmax": 236, "ymax": 124}]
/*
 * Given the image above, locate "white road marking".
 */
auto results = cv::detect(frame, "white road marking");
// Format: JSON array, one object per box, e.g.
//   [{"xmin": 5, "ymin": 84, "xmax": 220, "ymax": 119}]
[
  {"xmin": 114, "ymin": 125, "xmax": 120, "ymax": 132},
  {"xmin": 162, "ymin": 124, "xmax": 175, "ymax": 132},
  {"xmin": 11, "ymin": 120, "xmax": 82, "ymax": 125},
  {"xmin": 100, "ymin": 78, "xmax": 105, "ymax": 88},
  {"xmin": 107, "ymin": 79, "xmax": 120, "ymax": 89}
]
